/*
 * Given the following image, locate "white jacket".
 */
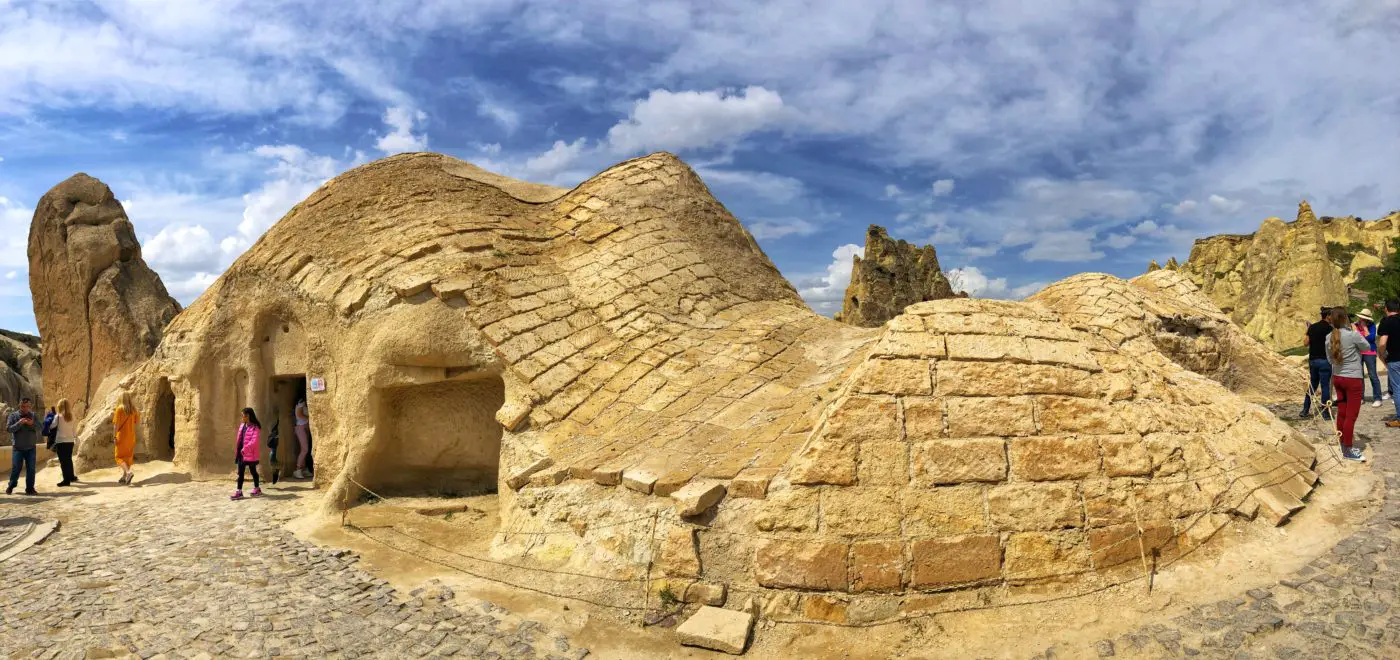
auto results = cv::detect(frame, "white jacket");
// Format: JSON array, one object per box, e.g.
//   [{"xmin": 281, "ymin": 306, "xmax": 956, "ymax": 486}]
[{"xmin": 54, "ymin": 414, "xmax": 78, "ymax": 444}]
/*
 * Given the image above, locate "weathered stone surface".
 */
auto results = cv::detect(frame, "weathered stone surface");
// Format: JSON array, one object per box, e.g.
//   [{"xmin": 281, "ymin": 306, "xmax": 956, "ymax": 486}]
[
  {"xmin": 945, "ymin": 396, "xmax": 1036, "ymax": 437},
  {"xmin": 1009, "ymin": 437, "xmax": 1101, "ymax": 481},
  {"xmin": 934, "ymin": 361, "xmax": 1098, "ymax": 398},
  {"xmin": 910, "ymin": 438, "xmax": 1007, "ymax": 485},
  {"xmin": 822, "ymin": 487, "xmax": 901, "ymax": 536},
  {"xmin": 837, "ymin": 225, "xmax": 958, "ymax": 327},
  {"xmin": 0, "ymin": 330, "xmax": 43, "ymax": 410},
  {"xmin": 909, "ymin": 535, "xmax": 1002, "ymax": 588},
  {"xmin": 901, "ymin": 487, "xmax": 987, "ymax": 535},
  {"xmin": 507, "ymin": 457, "xmax": 555, "ymax": 490},
  {"xmin": 820, "ymin": 395, "xmax": 902, "ymax": 444},
  {"xmin": 730, "ymin": 467, "xmax": 778, "ymax": 499},
  {"xmin": 753, "ymin": 488, "xmax": 819, "ymax": 532},
  {"xmin": 622, "ymin": 468, "xmax": 659, "ymax": 494},
  {"xmin": 788, "ymin": 440, "xmax": 858, "ymax": 486},
  {"xmin": 660, "ymin": 526, "xmax": 701, "ymax": 577},
  {"xmin": 850, "ymin": 540, "xmax": 904, "ymax": 593},
  {"xmin": 1099, "ymin": 435, "xmax": 1151, "ymax": 477},
  {"xmin": 1004, "ymin": 531, "xmax": 1091, "ymax": 581},
  {"xmin": 754, "ymin": 539, "xmax": 848, "ymax": 591},
  {"xmin": 676, "ymin": 606, "xmax": 754, "ymax": 655},
  {"xmin": 27, "ymin": 174, "xmax": 180, "ymax": 417},
  {"xmin": 903, "ymin": 397, "xmax": 945, "ymax": 439},
  {"xmin": 858, "ymin": 441, "xmax": 910, "ymax": 486},
  {"xmin": 1088, "ymin": 522, "xmax": 1175, "ymax": 568},
  {"xmin": 672, "ymin": 480, "xmax": 726, "ymax": 517},
  {"xmin": 1036, "ymin": 396, "xmax": 1124, "ymax": 435},
  {"xmin": 853, "ymin": 358, "xmax": 933, "ymax": 395},
  {"xmin": 987, "ymin": 482, "xmax": 1083, "ymax": 531}
]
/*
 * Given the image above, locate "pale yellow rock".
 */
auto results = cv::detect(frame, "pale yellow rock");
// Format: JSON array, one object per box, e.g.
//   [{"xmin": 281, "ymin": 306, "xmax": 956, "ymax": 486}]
[
  {"xmin": 660, "ymin": 526, "xmax": 701, "ymax": 578},
  {"xmin": 676, "ymin": 605, "xmax": 754, "ymax": 655},
  {"xmin": 672, "ymin": 480, "xmax": 726, "ymax": 517}
]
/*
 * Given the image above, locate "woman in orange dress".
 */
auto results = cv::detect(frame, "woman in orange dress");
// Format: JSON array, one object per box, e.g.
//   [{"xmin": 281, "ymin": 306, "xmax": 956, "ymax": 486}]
[{"xmin": 112, "ymin": 391, "xmax": 139, "ymax": 485}]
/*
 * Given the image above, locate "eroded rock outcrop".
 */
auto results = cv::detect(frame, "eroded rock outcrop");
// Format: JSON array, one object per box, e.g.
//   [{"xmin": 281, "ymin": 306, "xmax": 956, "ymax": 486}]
[
  {"xmin": 837, "ymin": 225, "xmax": 959, "ymax": 327},
  {"xmin": 1163, "ymin": 200, "xmax": 1400, "ymax": 350},
  {"xmin": 27, "ymin": 174, "xmax": 181, "ymax": 417},
  {"xmin": 0, "ymin": 330, "xmax": 42, "ymax": 416}
]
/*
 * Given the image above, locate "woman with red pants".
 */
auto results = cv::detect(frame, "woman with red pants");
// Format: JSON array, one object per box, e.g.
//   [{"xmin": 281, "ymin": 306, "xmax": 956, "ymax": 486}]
[{"xmin": 1328, "ymin": 306, "xmax": 1370, "ymax": 462}]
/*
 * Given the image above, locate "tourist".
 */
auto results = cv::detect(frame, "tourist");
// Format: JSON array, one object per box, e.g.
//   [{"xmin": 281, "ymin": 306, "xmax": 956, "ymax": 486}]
[
  {"xmin": 112, "ymin": 391, "xmax": 139, "ymax": 485},
  {"xmin": 53, "ymin": 399, "xmax": 79, "ymax": 486},
  {"xmin": 1300, "ymin": 306, "xmax": 1335, "ymax": 421},
  {"xmin": 294, "ymin": 397, "xmax": 311, "ymax": 479},
  {"xmin": 1327, "ymin": 307, "xmax": 1369, "ymax": 461},
  {"xmin": 232, "ymin": 407, "xmax": 263, "ymax": 500},
  {"xmin": 1355, "ymin": 309, "xmax": 1383, "ymax": 407},
  {"xmin": 41, "ymin": 406, "xmax": 57, "ymax": 449},
  {"xmin": 1379, "ymin": 300, "xmax": 1400, "ymax": 428},
  {"xmin": 5, "ymin": 397, "xmax": 39, "ymax": 495}
]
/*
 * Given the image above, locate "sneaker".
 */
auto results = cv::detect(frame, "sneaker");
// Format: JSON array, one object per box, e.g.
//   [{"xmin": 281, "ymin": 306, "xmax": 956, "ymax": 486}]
[
  {"xmin": 294, "ymin": 469, "xmax": 306, "ymax": 479},
  {"xmin": 4, "ymin": 485, "xmax": 11, "ymax": 495},
  {"xmin": 23, "ymin": 489, "xmax": 37, "ymax": 496},
  {"xmin": 57, "ymin": 481, "xmax": 70, "ymax": 487},
  {"xmin": 250, "ymin": 488, "xmax": 263, "ymax": 497},
  {"xmin": 230, "ymin": 490, "xmax": 244, "ymax": 500},
  {"xmin": 1343, "ymin": 447, "xmax": 1367, "ymax": 462},
  {"xmin": 1386, "ymin": 394, "xmax": 1393, "ymax": 401},
  {"xmin": 1375, "ymin": 400, "xmax": 1384, "ymax": 408}
]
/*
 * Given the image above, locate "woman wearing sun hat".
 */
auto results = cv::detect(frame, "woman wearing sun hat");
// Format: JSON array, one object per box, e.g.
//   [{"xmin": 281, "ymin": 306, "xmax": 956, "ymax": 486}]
[{"xmin": 1355, "ymin": 308, "xmax": 1383, "ymax": 407}]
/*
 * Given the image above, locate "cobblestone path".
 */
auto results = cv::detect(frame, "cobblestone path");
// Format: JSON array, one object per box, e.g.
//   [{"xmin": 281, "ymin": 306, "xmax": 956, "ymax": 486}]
[
  {"xmin": 1080, "ymin": 404, "xmax": 1400, "ymax": 659},
  {"xmin": 0, "ymin": 481, "xmax": 588, "ymax": 660}
]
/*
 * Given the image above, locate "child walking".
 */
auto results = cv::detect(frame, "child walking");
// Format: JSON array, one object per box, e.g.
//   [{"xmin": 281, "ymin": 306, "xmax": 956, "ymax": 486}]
[{"xmin": 232, "ymin": 407, "xmax": 264, "ymax": 500}]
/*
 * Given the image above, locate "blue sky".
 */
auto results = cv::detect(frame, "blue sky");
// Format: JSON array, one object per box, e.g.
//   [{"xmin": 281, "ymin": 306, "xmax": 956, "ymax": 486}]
[{"xmin": 2, "ymin": 1, "xmax": 1398, "ymax": 335}]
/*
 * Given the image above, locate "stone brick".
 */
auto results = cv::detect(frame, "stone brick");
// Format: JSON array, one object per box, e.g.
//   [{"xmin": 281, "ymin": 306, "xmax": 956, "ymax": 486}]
[
  {"xmin": 754, "ymin": 539, "xmax": 849, "ymax": 591},
  {"xmin": 850, "ymin": 541, "xmax": 904, "ymax": 593},
  {"xmin": 902, "ymin": 398, "xmax": 944, "ymax": 439},
  {"xmin": 1004, "ymin": 531, "xmax": 1090, "ymax": 581},
  {"xmin": 1037, "ymin": 396, "xmax": 1125, "ymax": 434},
  {"xmin": 621, "ymin": 468, "xmax": 658, "ymax": 494},
  {"xmin": 1137, "ymin": 481, "xmax": 1207, "ymax": 521},
  {"xmin": 1099, "ymin": 434, "xmax": 1151, "ymax": 477},
  {"xmin": 934, "ymin": 362, "xmax": 1099, "ymax": 398},
  {"xmin": 987, "ymin": 482, "xmax": 1083, "ymax": 531},
  {"xmin": 909, "ymin": 535, "xmax": 1002, "ymax": 589},
  {"xmin": 1009, "ymin": 437, "xmax": 1101, "ymax": 481},
  {"xmin": 822, "ymin": 487, "xmax": 902, "ymax": 536},
  {"xmin": 660, "ymin": 527, "xmax": 701, "ymax": 578},
  {"xmin": 945, "ymin": 335, "xmax": 1030, "ymax": 362},
  {"xmin": 676, "ymin": 605, "xmax": 753, "ymax": 654},
  {"xmin": 853, "ymin": 359, "xmax": 933, "ymax": 396},
  {"xmin": 506, "ymin": 457, "xmax": 555, "ymax": 490},
  {"xmin": 857, "ymin": 441, "xmax": 909, "ymax": 486},
  {"xmin": 753, "ymin": 488, "xmax": 819, "ymax": 533},
  {"xmin": 1024, "ymin": 338, "xmax": 1101, "ymax": 371},
  {"xmin": 820, "ymin": 395, "xmax": 901, "ymax": 444},
  {"xmin": 870, "ymin": 332, "xmax": 947, "ymax": 359},
  {"xmin": 788, "ymin": 440, "xmax": 857, "ymax": 486},
  {"xmin": 730, "ymin": 468, "xmax": 778, "ymax": 499},
  {"xmin": 910, "ymin": 438, "xmax": 1007, "ymax": 485},
  {"xmin": 945, "ymin": 396, "xmax": 1036, "ymax": 437},
  {"xmin": 801, "ymin": 595, "xmax": 849, "ymax": 624},
  {"xmin": 1082, "ymin": 478, "xmax": 1138, "ymax": 527},
  {"xmin": 1088, "ymin": 522, "xmax": 1176, "ymax": 569},
  {"xmin": 682, "ymin": 582, "xmax": 727, "ymax": 606},
  {"xmin": 900, "ymin": 487, "xmax": 987, "ymax": 536}
]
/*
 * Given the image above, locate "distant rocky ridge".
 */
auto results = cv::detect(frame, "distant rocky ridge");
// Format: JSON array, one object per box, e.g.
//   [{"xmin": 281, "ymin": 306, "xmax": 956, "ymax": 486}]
[
  {"xmin": 1154, "ymin": 201, "xmax": 1400, "ymax": 351},
  {"xmin": 0, "ymin": 329, "xmax": 42, "ymax": 414},
  {"xmin": 836, "ymin": 224, "xmax": 962, "ymax": 327}
]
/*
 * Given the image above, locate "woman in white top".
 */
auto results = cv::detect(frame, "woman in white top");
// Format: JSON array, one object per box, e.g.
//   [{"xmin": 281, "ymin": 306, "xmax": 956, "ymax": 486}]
[
  {"xmin": 53, "ymin": 398, "xmax": 80, "ymax": 486},
  {"xmin": 1326, "ymin": 307, "xmax": 1370, "ymax": 462}
]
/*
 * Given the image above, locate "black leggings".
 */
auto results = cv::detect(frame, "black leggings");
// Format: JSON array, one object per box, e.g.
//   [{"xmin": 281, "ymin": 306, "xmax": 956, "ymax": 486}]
[{"xmin": 237, "ymin": 461, "xmax": 260, "ymax": 490}]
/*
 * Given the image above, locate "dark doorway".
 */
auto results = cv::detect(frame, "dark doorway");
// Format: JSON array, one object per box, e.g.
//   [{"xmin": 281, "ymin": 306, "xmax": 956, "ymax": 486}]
[
  {"xmin": 269, "ymin": 376, "xmax": 312, "ymax": 479},
  {"xmin": 148, "ymin": 378, "xmax": 176, "ymax": 461}
]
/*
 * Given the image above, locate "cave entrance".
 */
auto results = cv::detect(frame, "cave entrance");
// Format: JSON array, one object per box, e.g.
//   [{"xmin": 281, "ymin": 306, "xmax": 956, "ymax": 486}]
[
  {"xmin": 363, "ymin": 375, "xmax": 504, "ymax": 498},
  {"xmin": 269, "ymin": 375, "xmax": 311, "ymax": 479},
  {"xmin": 147, "ymin": 378, "xmax": 176, "ymax": 462}
]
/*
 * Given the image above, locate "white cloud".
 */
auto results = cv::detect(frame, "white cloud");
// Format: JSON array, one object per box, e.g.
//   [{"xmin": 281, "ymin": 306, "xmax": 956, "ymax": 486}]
[
  {"xmin": 375, "ymin": 106, "xmax": 428, "ymax": 154},
  {"xmin": 747, "ymin": 218, "xmax": 817, "ymax": 240},
  {"xmin": 1168, "ymin": 199, "xmax": 1199, "ymax": 215},
  {"xmin": 1207, "ymin": 193, "xmax": 1245, "ymax": 213},
  {"xmin": 696, "ymin": 168, "xmax": 805, "ymax": 203},
  {"xmin": 1103, "ymin": 233, "xmax": 1136, "ymax": 249},
  {"xmin": 882, "ymin": 184, "xmax": 902, "ymax": 199},
  {"xmin": 1022, "ymin": 230, "xmax": 1105, "ymax": 263},
  {"xmin": 604, "ymin": 87, "xmax": 785, "ymax": 155},
  {"xmin": 0, "ymin": 195, "xmax": 32, "ymax": 270},
  {"xmin": 797, "ymin": 243, "xmax": 862, "ymax": 316},
  {"xmin": 477, "ymin": 100, "xmax": 520, "ymax": 134},
  {"xmin": 946, "ymin": 266, "xmax": 1045, "ymax": 300},
  {"xmin": 144, "ymin": 224, "xmax": 221, "ymax": 272},
  {"xmin": 3, "ymin": 271, "xmax": 14, "ymax": 280},
  {"xmin": 932, "ymin": 179, "xmax": 955, "ymax": 197},
  {"xmin": 237, "ymin": 145, "xmax": 352, "ymax": 243}
]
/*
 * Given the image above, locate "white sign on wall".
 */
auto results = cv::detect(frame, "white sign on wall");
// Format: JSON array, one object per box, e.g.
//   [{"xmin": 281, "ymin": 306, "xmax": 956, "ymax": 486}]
[{"xmin": 309, "ymin": 377, "xmax": 327, "ymax": 393}]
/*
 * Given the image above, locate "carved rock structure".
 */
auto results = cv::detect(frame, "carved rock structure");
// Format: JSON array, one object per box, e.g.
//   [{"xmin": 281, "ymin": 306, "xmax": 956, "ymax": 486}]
[
  {"xmin": 27, "ymin": 174, "xmax": 180, "ymax": 417},
  {"xmin": 837, "ymin": 225, "xmax": 958, "ymax": 327},
  {"xmin": 69, "ymin": 153, "xmax": 1320, "ymax": 621},
  {"xmin": 1159, "ymin": 200, "xmax": 1400, "ymax": 350},
  {"xmin": 0, "ymin": 330, "xmax": 43, "ymax": 416}
]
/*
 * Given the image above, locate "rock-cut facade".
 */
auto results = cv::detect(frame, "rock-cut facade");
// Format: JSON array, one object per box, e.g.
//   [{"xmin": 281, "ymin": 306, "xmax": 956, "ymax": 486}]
[{"xmin": 57, "ymin": 153, "xmax": 1321, "ymax": 622}]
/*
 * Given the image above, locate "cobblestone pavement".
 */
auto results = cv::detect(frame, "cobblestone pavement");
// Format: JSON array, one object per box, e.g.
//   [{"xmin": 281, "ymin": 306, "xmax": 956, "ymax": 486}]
[
  {"xmin": 1077, "ymin": 404, "xmax": 1400, "ymax": 659},
  {"xmin": 0, "ymin": 480, "xmax": 588, "ymax": 660}
]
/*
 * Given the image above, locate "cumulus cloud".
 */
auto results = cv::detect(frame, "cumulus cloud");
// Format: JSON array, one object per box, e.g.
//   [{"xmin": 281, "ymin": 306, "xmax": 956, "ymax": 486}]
[
  {"xmin": 1207, "ymin": 193, "xmax": 1245, "ymax": 213},
  {"xmin": 747, "ymin": 218, "xmax": 817, "ymax": 240},
  {"xmin": 375, "ymin": 106, "xmax": 428, "ymax": 154},
  {"xmin": 932, "ymin": 179, "xmax": 955, "ymax": 197},
  {"xmin": 1022, "ymin": 230, "xmax": 1105, "ymax": 263},
  {"xmin": 696, "ymin": 168, "xmax": 805, "ymax": 203},
  {"xmin": 1167, "ymin": 199, "xmax": 1199, "ymax": 215},
  {"xmin": 946, "ymin": 266, "xmax": 1045, "ymax": 300},
  {"xmin": 604, "ymin": 87, "xmax": 785, "ymax": 155},
  {"xmin": 797, "ymin": 243, "xmax": 862, "ymax": 316}
]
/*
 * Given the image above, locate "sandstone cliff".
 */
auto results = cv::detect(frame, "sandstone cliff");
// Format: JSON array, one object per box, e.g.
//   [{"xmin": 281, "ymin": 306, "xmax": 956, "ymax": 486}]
[
  {"xmin": 0, "ymin": 329, "xmax": 42, "ymax": 411},
  {"xmin": 837, "ymin": 224, "xmax": 959, "ymax": 327},
  {"xmin": 1159, "ymin": 200, "xmax": 1400, "ymax": 350},
  {"xmin": 27, "ymin": 174, "xmax": 181, "ymax": 417}
]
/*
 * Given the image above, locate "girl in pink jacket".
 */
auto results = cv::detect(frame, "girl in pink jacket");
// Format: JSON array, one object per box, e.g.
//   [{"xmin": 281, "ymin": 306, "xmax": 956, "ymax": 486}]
[{"xmin": 232, "ymin": 407, "xmax": 264, "ymax": 500}]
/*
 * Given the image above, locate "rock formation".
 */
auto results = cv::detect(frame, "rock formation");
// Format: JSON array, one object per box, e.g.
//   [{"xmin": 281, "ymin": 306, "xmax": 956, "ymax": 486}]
[
  {"xmin": 1160, "ymin": 200, "xmax": 1400, "ymax": 350},
  {"xmin": 0, "ymin": 330, "xmax": 43, "ymax": 420},
  {"xmin": 76, "ymin": 152, "xmax": 1320, "ymax": 621},
  {"xmin": 837, "ymin": 225, "xmax": 958, "ymax": 327},
  {"xmin": 27, "ymin": 174, "xmax": 181, "ymax": 417}
]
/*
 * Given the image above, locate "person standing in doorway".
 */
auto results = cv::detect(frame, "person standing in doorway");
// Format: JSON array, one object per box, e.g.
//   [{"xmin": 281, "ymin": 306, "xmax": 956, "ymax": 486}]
[
  {"xmin": 6, "ymin": 397, "xmax": 39, "ymax": 495},
  {"xmin": 53, "ymin": 399, "xmax": 79, "ymax": 486},
  {"xmin": 1328, "ymin": 307, "xmax": 1369, "ymax": 461},
  {"xmin": 232, "ymin": 407, "xmax": 263, "ymax": 500},
  {"xmin": 112, "ymin": 391, "xmax": 139, "ymax": 485},
  {"xmin": 1379, "ymin": 300, "xmax": 1400, "ymax": 427},
  {"xmin": 294, "ymin": 397, "xmax": 311, "ymax": 479},
  {"xmin": 1355, "ymin": 309, "xmax": 1384, "ymax": 407},
  {"xmin": 1301, "ymin": 307, "xmax": 1336, "ymax": 421}
]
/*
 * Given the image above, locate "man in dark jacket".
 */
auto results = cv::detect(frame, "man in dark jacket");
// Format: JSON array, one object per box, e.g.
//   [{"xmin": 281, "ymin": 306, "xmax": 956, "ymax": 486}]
[{"xmin": 7, "ymin": 397, "xmax": 39, "ymax": 495}]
